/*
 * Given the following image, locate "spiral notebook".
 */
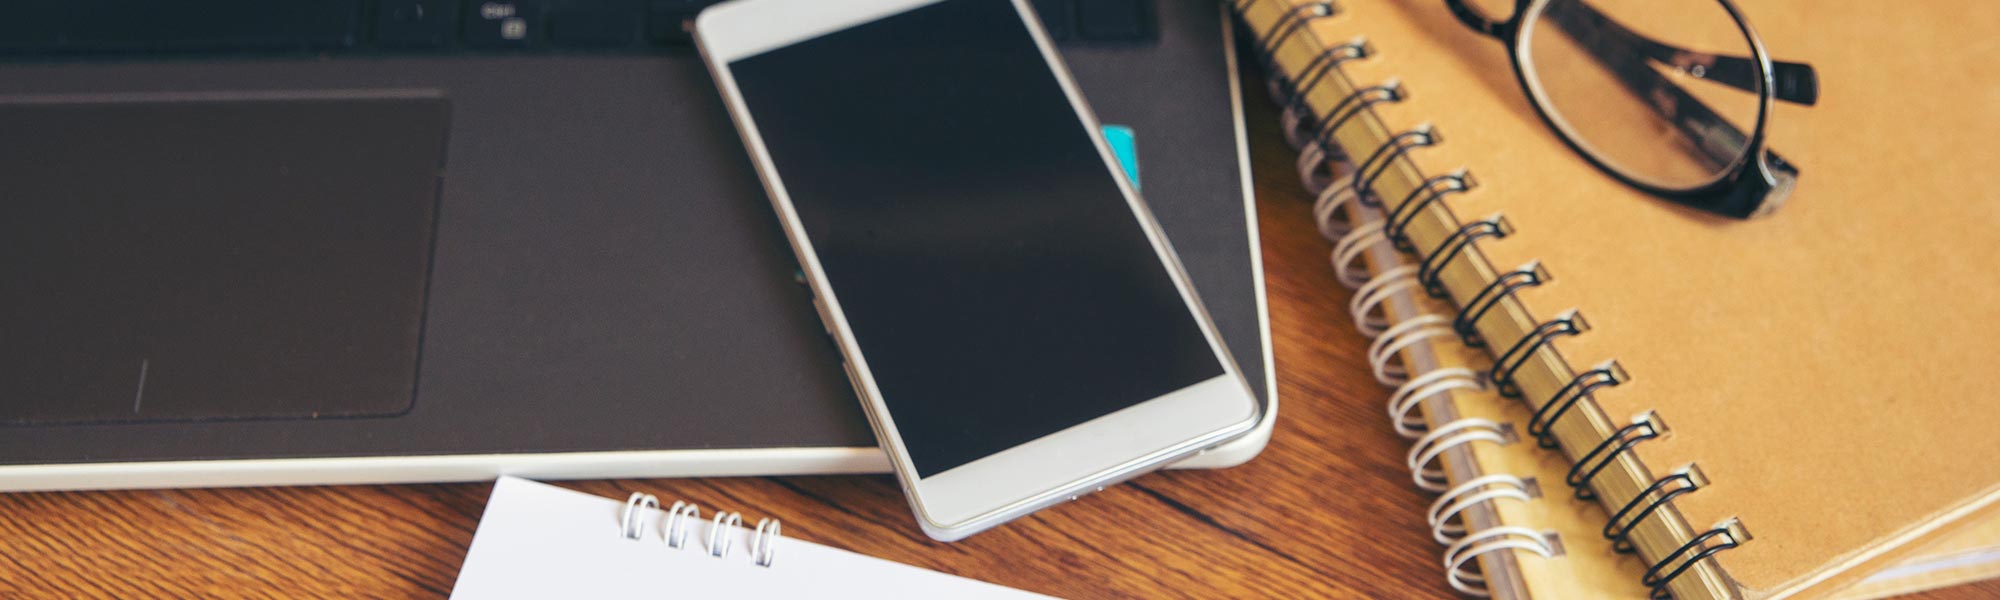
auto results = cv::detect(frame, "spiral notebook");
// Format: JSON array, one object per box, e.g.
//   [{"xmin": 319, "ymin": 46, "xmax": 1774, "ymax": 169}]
[
  {"xmin": 1233, "ymin": 0, "xmax": 2000, "ymax": 598},
  {"xmin": 451, "ymin": 477, "xmax": 1051, "ymax": 599}
]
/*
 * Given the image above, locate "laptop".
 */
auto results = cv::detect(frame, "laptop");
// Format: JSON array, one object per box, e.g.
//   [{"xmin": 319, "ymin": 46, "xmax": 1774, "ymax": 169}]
[{"xmin": 0, "ymin": 0, "xmax": 1275, "ymax": 490}]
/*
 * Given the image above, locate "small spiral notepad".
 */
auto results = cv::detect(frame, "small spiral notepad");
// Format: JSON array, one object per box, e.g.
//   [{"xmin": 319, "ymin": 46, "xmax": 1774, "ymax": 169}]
[{"xmin": 450, "ymin": 477, "xmax": 1052, "ymax": 599}]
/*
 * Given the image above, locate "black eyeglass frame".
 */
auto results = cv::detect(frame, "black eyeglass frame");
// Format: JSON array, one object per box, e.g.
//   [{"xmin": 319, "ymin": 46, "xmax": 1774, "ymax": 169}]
[{"xmin": 1444, "ymin": 0, "xmax": 1809, "ymax": 219}]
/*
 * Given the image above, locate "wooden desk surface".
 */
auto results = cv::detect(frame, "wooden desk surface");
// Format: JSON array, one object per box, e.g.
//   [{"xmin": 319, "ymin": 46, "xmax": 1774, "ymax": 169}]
[{"xmin": 1, "ymin": 84, "xmax": 1992, "ymax": 600}]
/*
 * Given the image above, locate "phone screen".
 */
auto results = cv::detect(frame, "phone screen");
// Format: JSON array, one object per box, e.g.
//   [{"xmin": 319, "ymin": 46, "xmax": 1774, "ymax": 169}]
[{"xmin": 728, "ymin": 0, "xmax": 1227, "ymax": 478}]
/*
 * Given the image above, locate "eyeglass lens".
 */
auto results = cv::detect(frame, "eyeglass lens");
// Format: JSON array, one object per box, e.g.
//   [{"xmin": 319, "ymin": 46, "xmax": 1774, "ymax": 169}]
[{"xmin": 1518, "ymin": 0, "xmax": 1764, "ymax": 191}]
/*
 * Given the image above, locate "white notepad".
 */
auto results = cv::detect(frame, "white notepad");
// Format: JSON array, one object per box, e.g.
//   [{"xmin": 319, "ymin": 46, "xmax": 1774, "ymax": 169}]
[{"xmin": 451, "ymin": 477, "xmax": 1055, "ymax": 599}]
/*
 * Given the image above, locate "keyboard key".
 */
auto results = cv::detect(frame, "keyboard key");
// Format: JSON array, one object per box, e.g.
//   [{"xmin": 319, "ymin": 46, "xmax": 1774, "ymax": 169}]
[
  {"xmin": 464, "ymin": 0, "xmax": 545, "ymax": 49},
  {"xmin": 0, "ymin": 0, "xmax": 363, "ymax": 54},
  {"xmin": 550, "ymin": 0, "xmax": 644, "ymax": 48},
  {"xmin": 1031, "ymin": 0, "xmax": 1074, "ymax": 40},
  {"xmin": 1077, "ymin": 0, "xmax": 1153, "ymax": 42},
  {"xmin": 375, "ymin": 0, "xmax": 458, "ymax": 49}
]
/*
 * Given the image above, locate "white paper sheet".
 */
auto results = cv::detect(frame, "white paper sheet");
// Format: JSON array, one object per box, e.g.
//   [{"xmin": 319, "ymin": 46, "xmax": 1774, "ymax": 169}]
[{"xmin": 450, "ymin": 477, "xmax": 1057, "ymax": 599}]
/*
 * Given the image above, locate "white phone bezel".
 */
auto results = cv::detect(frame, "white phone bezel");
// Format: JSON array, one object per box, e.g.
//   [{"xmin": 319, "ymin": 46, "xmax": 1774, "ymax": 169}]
[{"xmin": 695, "ymin": 0, "xmax": 1261, "ymax": 541}]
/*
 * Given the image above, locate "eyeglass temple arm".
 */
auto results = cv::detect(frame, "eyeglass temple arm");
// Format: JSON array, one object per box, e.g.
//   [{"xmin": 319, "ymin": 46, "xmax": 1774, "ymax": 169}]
[
  {"xmin": 1561, "ymin": 1, "xmax": 1818, "ymax": 106},
  {"xmin": 1548, "ymin": 3, "xmax": 1755, "ymax": 176}
]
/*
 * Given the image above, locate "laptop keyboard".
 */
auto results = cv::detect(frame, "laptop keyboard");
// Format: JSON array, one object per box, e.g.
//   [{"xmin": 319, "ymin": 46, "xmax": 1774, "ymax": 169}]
[{"xmin": 0, "ymin": 0, "xmax": 1156, "ymax": 58}]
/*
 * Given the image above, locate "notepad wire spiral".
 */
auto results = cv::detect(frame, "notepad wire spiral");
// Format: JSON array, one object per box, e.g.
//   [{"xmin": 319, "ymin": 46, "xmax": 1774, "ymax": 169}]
[
  {"xmin": 620, "ymin": 492, "xmax": 783, "ymax": 568},
  {"xmin": 1232, "ymin": 1, "xmax": 1743, "ymax": 597},
  {"xmin": 1305, "ymin": 125, "xmax": 1559, "ymax": 598},
  {"xmin": 1272, "ymin": 45, "xmax": 1557, "ymax": 596}
]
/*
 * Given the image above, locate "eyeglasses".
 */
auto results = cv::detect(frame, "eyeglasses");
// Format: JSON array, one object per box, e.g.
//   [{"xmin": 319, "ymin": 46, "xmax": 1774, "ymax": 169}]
[{"xmin": 1443, "ymin": 0, "xmax": 1818, "ymax": 218}]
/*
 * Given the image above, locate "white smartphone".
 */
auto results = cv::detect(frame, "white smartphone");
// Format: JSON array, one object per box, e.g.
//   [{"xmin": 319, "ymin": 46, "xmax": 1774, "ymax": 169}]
[{"xmin": 694, "ymin": 0, "xmax": 1262, "ymax": 541}]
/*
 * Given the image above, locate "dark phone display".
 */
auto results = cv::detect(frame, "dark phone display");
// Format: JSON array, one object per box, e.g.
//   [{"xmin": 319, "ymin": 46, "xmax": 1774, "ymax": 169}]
[{"xmin": 729, "ymin": 0, "xmax": 1225, "ymax": 478}]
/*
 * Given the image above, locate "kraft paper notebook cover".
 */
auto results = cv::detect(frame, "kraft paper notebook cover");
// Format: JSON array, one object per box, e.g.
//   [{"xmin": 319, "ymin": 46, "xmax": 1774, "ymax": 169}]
[
  {"xmin": 1262, "ymin": 141, "xmax": 2000, "ymax": 599},
  {"xmin": 1233, "ymin": 0, "xmax": 2000, "ymax": 598}
]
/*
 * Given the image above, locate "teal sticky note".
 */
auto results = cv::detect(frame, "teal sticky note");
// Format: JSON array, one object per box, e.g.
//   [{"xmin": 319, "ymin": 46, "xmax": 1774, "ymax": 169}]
[{"xmin": 1101, "ymin": 124, "xmax": 1140, "ymax": 190}]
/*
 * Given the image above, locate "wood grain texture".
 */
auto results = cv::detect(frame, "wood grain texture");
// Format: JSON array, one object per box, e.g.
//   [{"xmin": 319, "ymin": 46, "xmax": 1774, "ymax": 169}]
[{"xmin": 0, "ymin": 75, "xmax": 1992, "ymax": 600}]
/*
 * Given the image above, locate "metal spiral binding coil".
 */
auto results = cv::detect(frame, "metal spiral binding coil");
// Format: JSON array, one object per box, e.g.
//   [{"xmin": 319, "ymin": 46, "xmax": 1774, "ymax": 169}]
[
  {"xmin": 1488, "ymin": 310, "xmax": 1586, "ymax": 399},
  {"xmin": 612, "ymin": 492, "xmax": 782, "ymax": 568},
  {"xmin": 1368, "ymin": 314, "xmax": 1455, "ymax": 386},
  {"xmin": 1418, "ymin": 215, "xmax": 1513, "ymax": 299},
  {"xmin": 1604, "ymin": 467, "xmax": 1705, "ymax": 554},
  {"xmin": 1283, "ymin": 104, "xmax": 1343, "ymax": 156},
  {"xmin": 666, "ymin": 500, "xmax": 700, "ymax": 548},
  {"xmin": 1408, "ymin": 419, "xmax": 1510, "ymax": 493},
  {"xmin": 1528, "ymin": 361, "xmax": 1628, "ymax": 449},
  {"xmin": 1282, "ymin": 54, "xmax": 1549, "ymax": 599},
  {"xmin": 1255, "ymin": 2, "xmax": 1338, "ymax": 67},
  {"xmin": 1350, "ymin": 264, "xmax": 1419, "ymax": 337},
  {"xmin": 1644, "ymin": 522, "xmax": 1743, "ymax": 599},
  {"xmin": 1238, "ymin": 8, "xmax": 1606, "ymax": 595},
  {"xmin": 1311, "ymin": 81, "xmax": 1405, "ymax": 159},
  {"xmin": 1453, "ymin": 262, "xmax": 1549, "ymax": 348},
  {"xmin": 708, "ymin": 511, "xmax": 745, "ymax": 558},
  {"xmin": 1329, "ymin": 219, "xmax": 1388, "ymax": 290},
  {"xmin": 1386, "ymin": 170, "xmax": 1477, "ymax": 253},
  {"xmin": 621, "ymin": 493, "xmax": 660, "ymax": 540},
  {"xmin": 1567, "ymin": 412, "xmax": 1665, "ymax": 500},
  {"xmin": 752, "ymin": 518, "xmax": 783, "ymax": 567},
  {"xmin": 1281, "ymin": 104, "xmax": 1314, "ymax": 150},
  {"xmin": 1429, "ymin": 474, "xmax": 1535, "ymax": 545},
  {"xmin": 1443, "ymin": 526, "xmax": 1558, "ymax": 598},
  {"xmin": 1349, "ymin": 125, "xmax": 1439, "ymax": 208},
  {"xmin": 1287, "ymin": 37, "xmax": 1373, "ymax": 105},
  {"xmin": 1279, "ymin": 37, "xmax": 1372, "ymax": 112},
  {"xmin": 1279, "ymin": 38, "xmax": 1374, "ymax": 149},
  {"xmin": 1232, "ymin": 0, "xmax": 1739, "ymax": 595},
  {"xmin": 1312, "ymin": 173, "xmax": 1362, "ymax": 239},
  {"xmin": 1296, "ymin": 143, "xmax": 1338, "ymax": 195},
  {"xmin": 1387, "ymin": 367, "xmax": 1483, "ymax": 440}
]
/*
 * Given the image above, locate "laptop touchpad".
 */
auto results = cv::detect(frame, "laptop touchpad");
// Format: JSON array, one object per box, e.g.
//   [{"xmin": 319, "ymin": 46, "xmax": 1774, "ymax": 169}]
[{"xmin": 0, "ymin": 92, "xmax": 448, "ymax": 424}]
